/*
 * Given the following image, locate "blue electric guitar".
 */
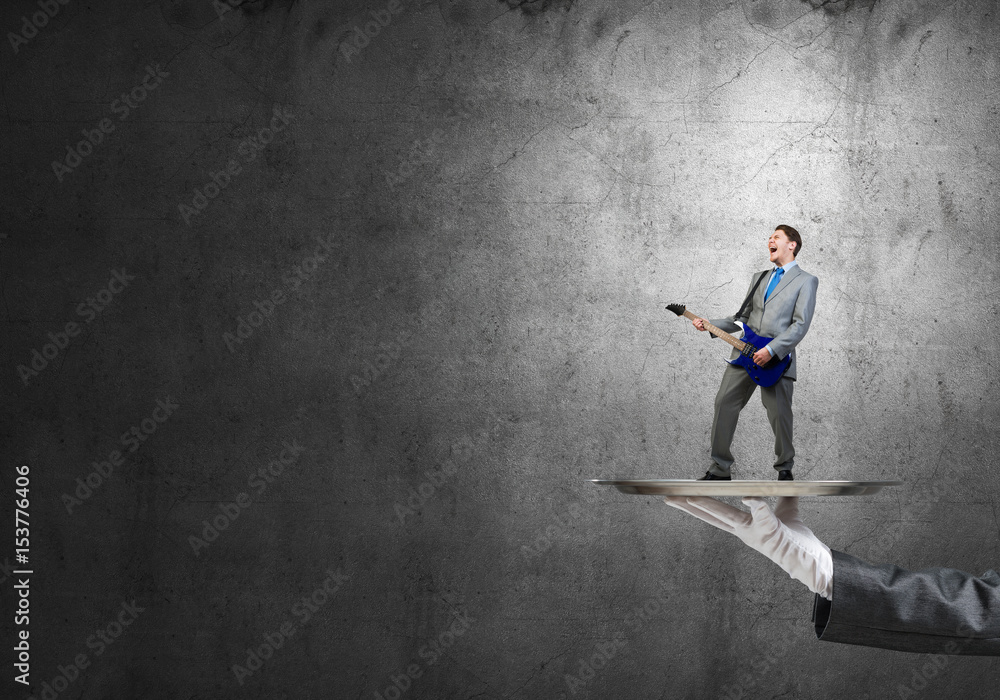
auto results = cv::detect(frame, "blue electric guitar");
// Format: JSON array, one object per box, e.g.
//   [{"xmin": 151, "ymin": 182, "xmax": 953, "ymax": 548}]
[{"xmin": 665, "ymin": 304, "xmax": 792, "ymax": 387}]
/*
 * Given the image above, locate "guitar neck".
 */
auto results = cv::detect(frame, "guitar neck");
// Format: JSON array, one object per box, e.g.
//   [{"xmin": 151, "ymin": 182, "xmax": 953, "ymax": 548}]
[{"xmin": 679, "ymin": 310, "xmax": 747, "ymax": 352}]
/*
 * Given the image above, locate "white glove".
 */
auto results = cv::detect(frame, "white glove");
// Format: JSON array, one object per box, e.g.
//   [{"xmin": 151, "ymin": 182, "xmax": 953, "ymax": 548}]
[{"xmin": 663, "ymin": 496, "xmax": 833, "ymax": 600}]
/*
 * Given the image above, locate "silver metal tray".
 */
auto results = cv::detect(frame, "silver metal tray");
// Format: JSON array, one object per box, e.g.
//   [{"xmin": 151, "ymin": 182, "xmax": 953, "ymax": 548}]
[{"xmin": 591, "ymin": 479, "xmax": 903, "ymax": 497}]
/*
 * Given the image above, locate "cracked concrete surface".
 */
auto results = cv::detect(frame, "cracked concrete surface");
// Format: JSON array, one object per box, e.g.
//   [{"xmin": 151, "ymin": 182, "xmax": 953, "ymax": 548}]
[{"xmin": 3, "ymin": 0, "xmax": 1000, "ymax": 697}]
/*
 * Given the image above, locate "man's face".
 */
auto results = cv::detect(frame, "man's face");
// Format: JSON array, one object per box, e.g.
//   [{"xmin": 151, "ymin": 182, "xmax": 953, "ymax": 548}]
[{"xmin": 768, "ymin": 229, "xmax": 795, "ymax": 265}]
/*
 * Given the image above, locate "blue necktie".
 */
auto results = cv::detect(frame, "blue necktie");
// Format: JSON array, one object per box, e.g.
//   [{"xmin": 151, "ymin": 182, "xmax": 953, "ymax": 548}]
[{"xmin": 764, "ymin": 267, "xmax": 784, "ymax": 301}]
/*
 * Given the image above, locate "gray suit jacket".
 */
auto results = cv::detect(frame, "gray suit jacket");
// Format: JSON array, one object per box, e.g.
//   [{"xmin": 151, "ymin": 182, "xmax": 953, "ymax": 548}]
[
  {"xmin": 813, "ymin": 550, "xmax": 1000, "ymax": 655},
  {"xmin": 709, "ymin": 265, "xmax": 818, "ymax": 380}
]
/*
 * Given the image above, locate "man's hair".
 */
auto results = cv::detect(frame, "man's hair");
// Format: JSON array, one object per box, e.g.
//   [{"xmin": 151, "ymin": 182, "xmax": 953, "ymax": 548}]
[{"xmin": 775, "ymin": 224, "xmax": 802, "ymax": 257}]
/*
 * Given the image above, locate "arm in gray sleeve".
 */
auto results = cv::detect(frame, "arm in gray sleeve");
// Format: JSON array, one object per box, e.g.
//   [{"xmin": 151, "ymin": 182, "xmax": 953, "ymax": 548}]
[
  {"xmin": 813, "ymin": 550, "xmax": 1000, "ymax": 656},
  {"xmin": 765, "ymin": 274, "xmax": 818, "ymax": 360}
]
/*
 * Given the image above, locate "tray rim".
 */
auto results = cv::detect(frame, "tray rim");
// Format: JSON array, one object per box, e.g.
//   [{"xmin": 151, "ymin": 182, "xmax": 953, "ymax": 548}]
[
  {"xmin": 591, "ymin": 479, "xmax": 905, "ymax": 485},
  {"xmin": 590, "ymin": 478, "xmax": 904, "ymax": 497}
]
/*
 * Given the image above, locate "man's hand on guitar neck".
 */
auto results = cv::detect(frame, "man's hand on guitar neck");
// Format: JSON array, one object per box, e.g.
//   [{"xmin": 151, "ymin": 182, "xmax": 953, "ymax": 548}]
[{"xmin": 692, "ymin": 318, "xmax": 707, "ymax": 332}]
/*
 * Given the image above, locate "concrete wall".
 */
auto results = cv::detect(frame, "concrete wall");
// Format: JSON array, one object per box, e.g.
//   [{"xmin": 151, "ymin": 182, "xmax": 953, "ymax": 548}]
[{"xmin": 4, "ymin": 0, "xmax": 999, "ymax": 697}]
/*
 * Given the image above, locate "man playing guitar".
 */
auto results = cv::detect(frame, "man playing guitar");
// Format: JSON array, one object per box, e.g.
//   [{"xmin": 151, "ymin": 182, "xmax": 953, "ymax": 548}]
[{"xmin": 691, "ymin": 225, "xmax": 818, "ymax": 481}]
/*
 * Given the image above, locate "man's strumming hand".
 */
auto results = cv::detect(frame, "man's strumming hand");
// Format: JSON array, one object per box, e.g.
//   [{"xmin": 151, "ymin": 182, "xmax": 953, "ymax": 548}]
[{"xmin": 752, "ymin": 347, "xmax": 772, "ymax": 366}]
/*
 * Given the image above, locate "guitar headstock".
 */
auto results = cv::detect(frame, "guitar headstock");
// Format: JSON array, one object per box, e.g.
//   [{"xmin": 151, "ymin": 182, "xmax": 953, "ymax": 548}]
[{"xmin": 665, "ymin": 303, "xmax": 686, "ymax": 316}]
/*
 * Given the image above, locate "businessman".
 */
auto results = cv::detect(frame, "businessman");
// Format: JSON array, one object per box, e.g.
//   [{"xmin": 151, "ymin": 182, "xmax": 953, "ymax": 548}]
[
  {"xmin": 693, "ymin": 225, "xmax": 818, "ymax": 480},
  {"xmin": 661, "ymin": 495, "xmax": 1000, "ymax": 656}
]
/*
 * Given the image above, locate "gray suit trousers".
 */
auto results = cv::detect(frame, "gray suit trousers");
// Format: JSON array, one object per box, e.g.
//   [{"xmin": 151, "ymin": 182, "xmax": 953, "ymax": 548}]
[{"xmin": 709, "ymin": 362, "xmax": 794, "ymax": 477}]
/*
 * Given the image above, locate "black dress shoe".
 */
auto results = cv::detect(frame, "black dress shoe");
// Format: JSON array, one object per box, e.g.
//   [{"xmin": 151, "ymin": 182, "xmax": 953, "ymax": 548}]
[
  {"xmin": 698, "ymin": 471, "xmax": 731, "ymax": 481},
  {"xmin": 777, "ymin": 470, "xmax": 793, "ymax": 481}
]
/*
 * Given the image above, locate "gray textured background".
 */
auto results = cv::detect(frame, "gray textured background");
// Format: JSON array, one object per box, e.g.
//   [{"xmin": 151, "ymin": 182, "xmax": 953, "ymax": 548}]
[{"xmin": 3, "ymin": 0, "xmax": 1000, "ymax": 697}]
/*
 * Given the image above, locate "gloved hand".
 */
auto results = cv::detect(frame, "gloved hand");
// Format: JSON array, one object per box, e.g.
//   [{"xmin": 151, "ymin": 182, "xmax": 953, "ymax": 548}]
[{"xmin": 663, "ymin": 496, "xmax": 833, "ymax": 600}]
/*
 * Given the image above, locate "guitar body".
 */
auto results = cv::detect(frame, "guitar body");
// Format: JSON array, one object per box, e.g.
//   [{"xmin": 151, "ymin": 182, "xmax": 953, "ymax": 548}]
[{"xmin": 730, "ymin": 324, "xmax": 791, "ymax": 387}]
